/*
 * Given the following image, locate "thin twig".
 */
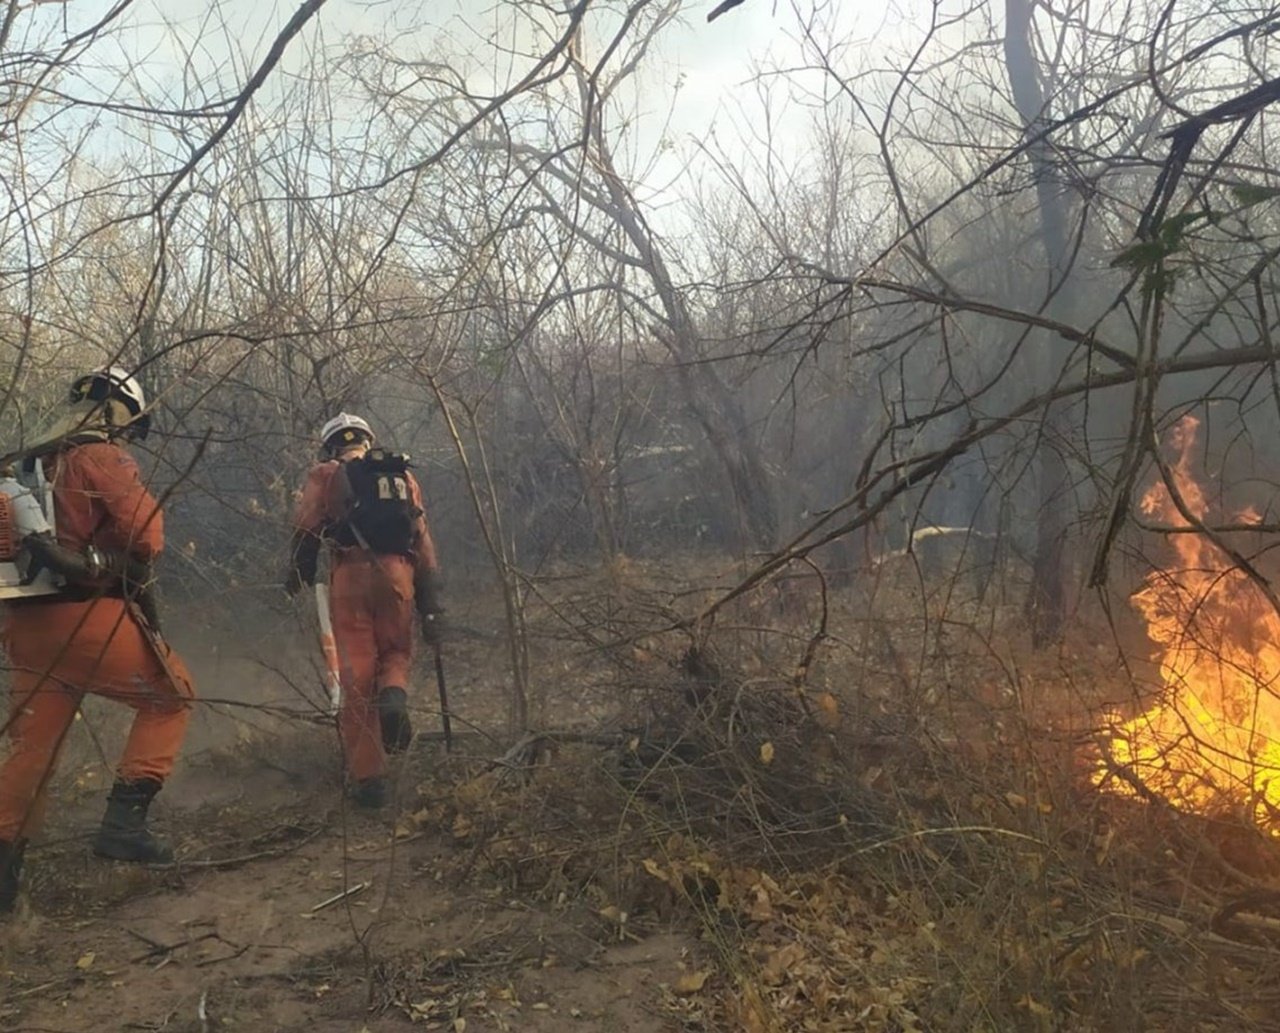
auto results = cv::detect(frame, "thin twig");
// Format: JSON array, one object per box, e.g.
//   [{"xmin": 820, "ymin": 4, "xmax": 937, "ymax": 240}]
[
  {"xmin": 175, "ymin": 824, "xmax": 326, "ymax": 871},
  {"xmin": 311, "ymin": 880, "xmax": 371, "ymax": 913}
]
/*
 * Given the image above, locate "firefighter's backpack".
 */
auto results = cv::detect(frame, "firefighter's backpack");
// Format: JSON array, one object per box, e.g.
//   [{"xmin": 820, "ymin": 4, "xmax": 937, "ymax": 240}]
[
  {"xmin": 334, "ymin": 449, "xmax": 419, "ymax": 555},
  {"xmin": 0, "ymin": 458, "xmax": 60, "ymax": 599}
]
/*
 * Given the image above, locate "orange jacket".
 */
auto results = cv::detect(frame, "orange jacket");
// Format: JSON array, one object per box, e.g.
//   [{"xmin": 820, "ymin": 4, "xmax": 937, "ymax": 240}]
[
  {"xmin": 45, "ymin": 441, "xmax": 164, "ymax": 561},
  {"xmin": 291, "ymin": 459, "xmax": 439, "ymax": 573}
]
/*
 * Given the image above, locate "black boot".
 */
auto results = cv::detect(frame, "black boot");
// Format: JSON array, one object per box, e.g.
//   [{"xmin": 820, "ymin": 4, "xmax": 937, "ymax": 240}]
[
  {"xmin": 93, "ymin": 779, "xmax": 173, "ymax": 863},
  {"xmin": 350, "ymin": 775, "xmax": 389, "ymax": 810},
  {"xmin": 376, "ymin": 686, "xmax": 412, "ymax": 754},
  {"xmin": 0, "ymin": 839, "xmax": 25, "ymax": 914}
]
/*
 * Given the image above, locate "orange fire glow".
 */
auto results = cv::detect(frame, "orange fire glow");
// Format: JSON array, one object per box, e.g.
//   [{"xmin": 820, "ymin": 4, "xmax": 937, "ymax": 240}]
[{"xmin": 1098, "ymin": 416, "xmax": 1280, "ymax": 823}]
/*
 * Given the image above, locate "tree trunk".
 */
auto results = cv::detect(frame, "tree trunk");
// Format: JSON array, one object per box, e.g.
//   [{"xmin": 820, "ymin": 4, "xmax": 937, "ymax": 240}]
[
  {"xmin": 568, "ymin": 52, "xmax": 778, "ymax": 552},
  {"xmin": 593, "ymin": 172, "xmax": 777, "ymax": 552},
  {"xmin": 1004, "ymin": 0, "xmax": 1074, "ymax": 646}
]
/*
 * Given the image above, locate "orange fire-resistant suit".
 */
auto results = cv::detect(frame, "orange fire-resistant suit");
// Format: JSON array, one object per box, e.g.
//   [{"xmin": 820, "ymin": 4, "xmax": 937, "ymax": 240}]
[
  {"xmin": 291, "ymin": 460, "xmax": 439, "ymax": 782},
  {"xmin": 0, "ymin": 442, "xmax": 195, "ymax": 842}
]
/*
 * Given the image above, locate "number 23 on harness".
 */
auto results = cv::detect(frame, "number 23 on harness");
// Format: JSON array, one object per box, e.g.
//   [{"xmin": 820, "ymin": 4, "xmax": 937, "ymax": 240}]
[{"xmin": 335, "ymin": 450, "xmax": 421, "ymax": 555}]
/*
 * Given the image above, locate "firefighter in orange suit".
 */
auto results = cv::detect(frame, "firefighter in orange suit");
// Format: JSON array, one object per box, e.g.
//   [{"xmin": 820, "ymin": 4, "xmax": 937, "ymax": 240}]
[
  {"xmin": 286, "ymin": 413, "xmax": 443, "ymax": 809},
  {"xmin": 0, "ymin": 366, "xmax": 195, "ymax": 914}
]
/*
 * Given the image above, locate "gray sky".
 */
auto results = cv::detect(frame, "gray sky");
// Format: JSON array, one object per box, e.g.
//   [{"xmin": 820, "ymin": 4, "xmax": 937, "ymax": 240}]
[
  {"xmin": 10, "ymin": 0, "xmax": 918, "ymax": 248},
  {"xmin": 10, "ymin": 1, "xmax": 802, "ymax": 176}
]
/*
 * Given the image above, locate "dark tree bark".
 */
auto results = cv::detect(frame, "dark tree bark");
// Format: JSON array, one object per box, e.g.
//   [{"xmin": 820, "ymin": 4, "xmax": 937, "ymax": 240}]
[
  {"xmin": 1004, "ymin": 0, "xmax": 1075, "ymax": 646},
  {"xmin": 568, "ymin": 49, "xmax": 778, "ymax": 551}
]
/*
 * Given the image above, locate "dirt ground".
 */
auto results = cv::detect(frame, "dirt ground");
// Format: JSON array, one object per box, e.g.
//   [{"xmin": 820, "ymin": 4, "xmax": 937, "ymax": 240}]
[
  {"xmin": 0, "ymin": 588, "xmax": 700, "ymax": 1033},
  {"xmin": 1, "ymin": 775, "xmax": 694, "ymax": 1032},
  {"xmin": 5, "ymin": 557, "xmax": 1280, "ymax": 1033}
]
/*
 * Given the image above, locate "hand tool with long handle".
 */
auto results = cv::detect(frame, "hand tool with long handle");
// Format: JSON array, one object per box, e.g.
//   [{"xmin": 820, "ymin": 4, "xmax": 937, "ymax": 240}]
[
  {"xmin": 314, "ymin": 582, "xmax": 343, "ymax": 714},
  {"xmin": 433, "ymin": 643, "xmax": 453, "ymax": 752},
  {"xmin": 125, "ymin": 597, "xmax": 193, "ymax": 700}
]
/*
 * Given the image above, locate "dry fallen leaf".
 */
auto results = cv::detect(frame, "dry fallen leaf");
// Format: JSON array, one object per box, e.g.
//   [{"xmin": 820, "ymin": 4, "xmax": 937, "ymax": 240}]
[
  {"xmin": 746, "ymin": 883, "xmax": 774, "ymax": 923},
  {"xmin": 642, "ymin": 857, "xmax": 669, "ymax": 884},
  {"xmin": 394, "ymin": 807, "xmax": 431, "ymax": 840},
  {"xmin": 75, "ymin": 952, "xmax": 95, "ymax": 971},
  {"xmin": 760, "ymin": 742, "xmax": 775, "ymax": 765},
  {"xmin": 728, "ymin": 981, "xmax": 771, "ymax": 1033},
  {"xmin": 1016, "ymin": 994, "xmax": 1053, "ymax": 1018},
  {"xmin": 675, "ymin": 969, "xmax": 710, "ymax": 994},
  {"xmin": 762, "ymin": 942, "xmax": 805, "ymax": 985}
]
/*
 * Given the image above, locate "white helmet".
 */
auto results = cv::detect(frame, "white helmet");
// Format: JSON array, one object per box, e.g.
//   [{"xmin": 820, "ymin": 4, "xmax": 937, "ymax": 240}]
[
  {"xmin": 320, "ymin": 412, "xmax": 374, "ymax": 455},
  {"xmin": 69, "ymin": 365, "xmax": 150, "ymax": 438}
]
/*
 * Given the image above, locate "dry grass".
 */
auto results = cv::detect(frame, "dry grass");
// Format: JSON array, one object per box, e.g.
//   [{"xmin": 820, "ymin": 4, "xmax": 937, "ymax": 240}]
[
  {"xmin": 428, "ymin": 553, "xmax": 1280, "ymax": 1032},
  {"xmin": 7, "ymin": 553, "xmax": 1280, "ymax": 1032}
]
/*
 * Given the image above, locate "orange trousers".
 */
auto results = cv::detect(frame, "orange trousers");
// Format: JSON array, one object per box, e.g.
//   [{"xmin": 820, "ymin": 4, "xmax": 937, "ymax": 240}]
[
  {"xmin": 329, "ymin": 552, "xmax": 416, "ymax": 782},
  {"xmin": 0, "ymin": 597, "xmax": 194, "ymax": 842}
]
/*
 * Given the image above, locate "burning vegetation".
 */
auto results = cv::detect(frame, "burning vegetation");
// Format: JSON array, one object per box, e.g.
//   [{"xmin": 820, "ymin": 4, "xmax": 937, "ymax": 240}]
[{"xmin": 1099, "ymin": 416, "xmax": 1280, "ymax": 827}]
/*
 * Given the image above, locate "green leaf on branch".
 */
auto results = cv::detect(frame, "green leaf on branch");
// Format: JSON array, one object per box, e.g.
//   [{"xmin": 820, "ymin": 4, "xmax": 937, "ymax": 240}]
[
  {"xmin": 1229, "ymin": 183, "xmax": 1280, "ymax": 209},
  {"xmin": 1110, "ymin": 240, "xmax": 1164, "ymax": 273},
  {"xmin": 1110, "ymin": 210, "xmax": 1217, "ymax": 300},
  {"xmin": 1157, "ymin": 209, "xmax": 1216, "ymax": 248}
]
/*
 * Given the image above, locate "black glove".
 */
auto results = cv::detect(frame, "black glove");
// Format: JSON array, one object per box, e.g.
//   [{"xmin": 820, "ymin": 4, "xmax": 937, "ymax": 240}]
[
  {"xmin": 414, "ymin": 568, "xmax": 444, "ymax": 616},
  {"xmin": 20, "ymin": 532, "xmax": 94, "ymax": 584},
  {"xmin": 285, "ymin": 531, "xmax": 320, "ymax": 597},
  {"xmin": 420, "ymin": 610, "xmax": 444, "ymax": 647},
  {"xmin": 283, "ymin": 566, "xmax": 306, "ymax": 598},
  {"xmin": 116, "ymin": 556, "xmax": 163, "ymax": 633},
  {"xmin": 131, "ymin": 581, "xmax": 164, "ymax": 635},
  {"xmin": 415, "ymin": 568, "xmax": 445, "ymax": 645}
]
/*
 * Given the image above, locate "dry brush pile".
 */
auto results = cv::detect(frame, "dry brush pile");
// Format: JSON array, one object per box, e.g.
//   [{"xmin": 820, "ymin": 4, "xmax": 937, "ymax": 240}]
[{"xmin": 400, "ymin": 556, "xmax": 1280, "ymax": 1032}]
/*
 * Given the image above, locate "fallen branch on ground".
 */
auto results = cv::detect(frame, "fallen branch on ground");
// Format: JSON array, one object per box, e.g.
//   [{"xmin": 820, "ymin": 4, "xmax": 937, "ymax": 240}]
[{"xmin": 174, "ymin": 822, "xmax": 326, "ymax": 870}]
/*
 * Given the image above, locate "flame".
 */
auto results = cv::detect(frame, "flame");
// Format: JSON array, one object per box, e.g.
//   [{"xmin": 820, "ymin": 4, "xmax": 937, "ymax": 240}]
[{"xmin": 1098, "ymin": 415, "xmax": 1280, "ymax": 824}]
